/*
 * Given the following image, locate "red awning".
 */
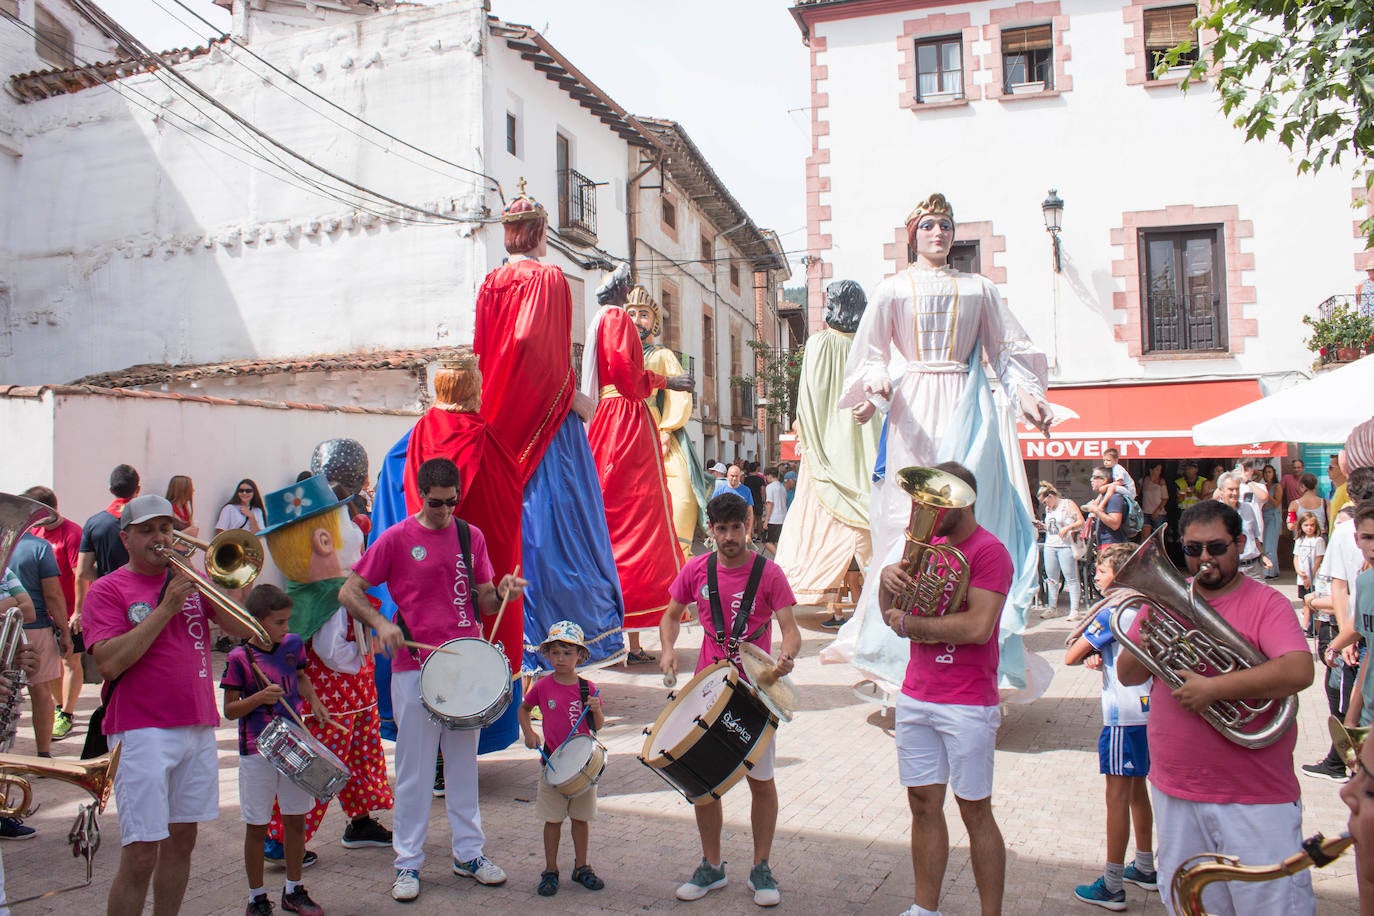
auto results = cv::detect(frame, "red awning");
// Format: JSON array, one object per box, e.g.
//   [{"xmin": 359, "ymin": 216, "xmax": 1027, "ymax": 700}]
[{"xmin": 1019, "ymin": 379, "xmax": 1286, "ymax": 461}]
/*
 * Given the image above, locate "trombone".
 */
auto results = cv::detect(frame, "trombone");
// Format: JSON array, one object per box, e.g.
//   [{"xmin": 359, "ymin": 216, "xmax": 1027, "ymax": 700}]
[{"xmin": 154, "ymin": 528, "xmax": 271, "ymax": 645}]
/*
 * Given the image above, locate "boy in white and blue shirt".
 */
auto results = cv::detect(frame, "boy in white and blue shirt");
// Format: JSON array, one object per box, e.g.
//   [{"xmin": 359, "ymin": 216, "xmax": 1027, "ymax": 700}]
[{"xmin": 1064, "ymin": 542, "xmax": 1156, "ymax": 911}]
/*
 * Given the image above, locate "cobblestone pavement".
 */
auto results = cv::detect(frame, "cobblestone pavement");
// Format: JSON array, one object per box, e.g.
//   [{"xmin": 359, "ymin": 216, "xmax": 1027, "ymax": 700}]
[{"xmin": 2, "ymin": 583, "xmax": 1358, "ymax": 914}]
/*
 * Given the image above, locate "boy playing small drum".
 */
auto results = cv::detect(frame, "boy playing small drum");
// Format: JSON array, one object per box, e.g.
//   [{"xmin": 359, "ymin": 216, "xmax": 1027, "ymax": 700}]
[
  {"xmin": 519, "ymin": 621, "xmax": 606, "ymax": 897},
  {"xmin": 222, "ymin": 584, "xmax": 333, "ymax": 916}
]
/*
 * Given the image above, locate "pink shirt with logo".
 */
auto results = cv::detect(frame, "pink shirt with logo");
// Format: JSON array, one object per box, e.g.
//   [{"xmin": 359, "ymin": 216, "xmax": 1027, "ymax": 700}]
[
  {"xmin": 353, "ymin": 516, "xmax": 494, "ymax": 673},
  {"xmin": 524, "ymin": 675, "xmax": 598, "ymax": 752},
  {"xmin": 901, "ymin": 526, "xmax": 1013, "ymax": 708},
  {"xmin": 668, "ymin": 553, "xmax": 796, "ymax": 679},
  {"xmin": 1128, "ymin": 574, "xmax": 1307, "ymax": 804},
  {"xmin": 82, "ymin": 566, "xmax": 221, "ymax": 733}
]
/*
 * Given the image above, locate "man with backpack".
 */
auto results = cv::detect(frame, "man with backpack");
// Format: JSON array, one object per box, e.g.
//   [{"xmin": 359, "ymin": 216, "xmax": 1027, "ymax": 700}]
[{"xmin": 1083, "ymin": 466, "xmax": 1134, "ymax": 546}]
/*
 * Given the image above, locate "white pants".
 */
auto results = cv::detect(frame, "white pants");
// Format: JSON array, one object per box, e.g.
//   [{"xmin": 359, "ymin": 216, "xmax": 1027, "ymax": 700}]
[
  {"xmin": 391, "ymin": 670, "xmax": 485, "ymax": 871},
  {"xmin": 1152, "ymin": 787, "xmax": 1314, "ymax": 916},
  {"xmin": 0, "ymin": 848, "xmax": 9, "ymax": 916}
]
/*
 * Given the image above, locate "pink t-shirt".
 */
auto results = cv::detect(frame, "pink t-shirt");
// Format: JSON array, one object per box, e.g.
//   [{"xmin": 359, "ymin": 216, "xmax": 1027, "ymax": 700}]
[
  {"xmin": 1128, "ymin": 574, "xmax": 1308, "ymax": 804},
  {"xmin": 901, "ymin": 526, "xmax": 1013, "ymax": 707},
  {"xmin": 523, "ymin": 675, "xmax": 598, "ymax": 752},
  {"xmin": 668, "ymin": 553, "xmax": 796, "ymax": 678},
  {"xmin": 353, "ymin": 516, "xmax": 494, "ymax": 673},
  {"xmin": 82, "ymin": 566, "xmax": 221, "ymax": 733}
]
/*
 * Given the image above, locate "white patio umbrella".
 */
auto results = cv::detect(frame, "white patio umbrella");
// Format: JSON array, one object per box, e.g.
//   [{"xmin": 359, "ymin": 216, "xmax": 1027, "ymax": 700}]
[{"xmin": 1192, "ymin": 355, "xmax": 1374, "ymax": 446}]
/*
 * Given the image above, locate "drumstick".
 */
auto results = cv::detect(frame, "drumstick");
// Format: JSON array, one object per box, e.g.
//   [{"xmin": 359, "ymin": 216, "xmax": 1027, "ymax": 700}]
[
  {"xmin": 249, "ymin": 657, "xmax": 346, "ymax": 732},
  {"xmin": 486, "ymin": 564, "xmax": 522, "ymax": 647},
  {"xmin": 402, "ymin": 639, "xmax": 469, "ymax": 658},
  {"xmin": 569, "ymin": 688, "xmax": 600, "ymax": 736}
]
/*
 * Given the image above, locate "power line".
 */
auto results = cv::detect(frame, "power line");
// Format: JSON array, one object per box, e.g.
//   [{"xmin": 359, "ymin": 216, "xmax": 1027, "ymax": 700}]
[{"xmin": 154, "ymin": 0, "xmax": 504, "ymax": 199}]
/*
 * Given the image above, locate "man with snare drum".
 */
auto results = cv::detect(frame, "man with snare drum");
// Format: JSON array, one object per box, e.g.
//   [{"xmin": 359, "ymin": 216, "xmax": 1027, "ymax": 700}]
[
  {"xmin": 339, "ymin": 458, "xmax": 526, "ymax": 904},
  {"xmin": 659, "ymin": 492, "xmax": 801, "ymax": 908},
  {"xmin": 879, "ymin": 462, "xmax": 1012, "ymax": 916}
]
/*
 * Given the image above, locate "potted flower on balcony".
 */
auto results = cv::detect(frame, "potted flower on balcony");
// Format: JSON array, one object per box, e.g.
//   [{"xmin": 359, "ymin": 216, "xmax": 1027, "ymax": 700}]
[{"xmin": 1303, "ymin": 303, "xmax": 1374, "ymax": 364}]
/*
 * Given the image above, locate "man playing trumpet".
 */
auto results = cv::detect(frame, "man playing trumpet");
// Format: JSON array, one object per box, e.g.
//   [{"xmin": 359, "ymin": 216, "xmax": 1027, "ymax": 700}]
[
  {"xmin": 1116, "ymin": 500, "xmax": 1314, "ymax": 915},
  {"xmin": 83, "ymin": 495, "xmax": 266, "ymax": 916}
]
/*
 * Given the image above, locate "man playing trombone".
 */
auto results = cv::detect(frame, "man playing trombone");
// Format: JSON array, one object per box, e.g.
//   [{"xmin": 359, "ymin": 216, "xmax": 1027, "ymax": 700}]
[
  {"xmin": 82, "ymin": 494, "xmax": 267, "ymax": 916},
  {"xmin": 1116, "ymin": 500, "xmax": 1314, "ymax": 915}
]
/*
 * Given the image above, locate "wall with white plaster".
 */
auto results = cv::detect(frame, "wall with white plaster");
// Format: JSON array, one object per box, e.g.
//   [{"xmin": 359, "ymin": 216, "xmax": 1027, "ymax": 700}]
[{"xmin": 810, "ymin": 0, "xmax": 1361, "ymax": 386}]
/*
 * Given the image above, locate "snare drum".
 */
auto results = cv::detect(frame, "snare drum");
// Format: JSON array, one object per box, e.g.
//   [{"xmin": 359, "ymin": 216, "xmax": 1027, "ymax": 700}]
[
  {"xmin": 639, "ymin": 661, "xmax": 777, "ymax": 805},
  {"xmin": 544, "ymin": 734, "xmax": 607, "ymax": 798},
  {"xmin": 257, "ymin": 717, "xmax": 351, "ymax": 801},
  {"xmin": 418, "ymin": 638, "xmax": 512, "ymax": 730}
]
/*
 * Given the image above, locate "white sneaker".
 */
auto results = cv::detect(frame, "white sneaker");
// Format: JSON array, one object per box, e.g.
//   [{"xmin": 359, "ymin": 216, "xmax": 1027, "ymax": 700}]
[
  {"xmin": 453, "ymin": 854, "xmax": 507, "ymax": 886},
  {"xmin": 391, "ymin": 868, "xmax": 420, "ymax": 901}
]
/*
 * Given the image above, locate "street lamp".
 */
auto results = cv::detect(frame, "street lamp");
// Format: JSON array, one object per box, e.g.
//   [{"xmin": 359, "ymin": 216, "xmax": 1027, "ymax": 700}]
[{"xmin": 1041, "ymin": 188, "xmax": 1064, "ymax": 273}]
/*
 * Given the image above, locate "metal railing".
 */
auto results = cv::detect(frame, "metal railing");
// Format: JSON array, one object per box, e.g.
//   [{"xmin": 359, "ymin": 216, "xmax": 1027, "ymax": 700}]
[
  {"xmin": 729, "ymin": 379, "xmax": 754, "ymax": 425},
  {"xmin": 557, "ymin": 168, "xmax": 598, "ymax": 241}
]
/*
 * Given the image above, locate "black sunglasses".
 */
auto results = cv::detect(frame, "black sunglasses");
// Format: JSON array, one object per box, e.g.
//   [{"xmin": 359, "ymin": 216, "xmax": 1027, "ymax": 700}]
[
  {"xmin": 1181, "ymin": 539, "xmax": 1237, "ymax": 558},
  {"xmin": 425, "ymin": 497, "xmax": 459, "ymax": 509},
  {"xmin": 237, "ymin": 487, "xmax": 254, "ymax": 494}
]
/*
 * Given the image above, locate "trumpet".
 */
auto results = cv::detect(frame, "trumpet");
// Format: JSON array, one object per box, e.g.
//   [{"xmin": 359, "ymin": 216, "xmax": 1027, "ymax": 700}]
[
  {"xmin": 154, "ymin": 528, "xmax": 270, "ymax": 645},
  {"xmin": 891, "ymin": 466, "xmax": 977, "ymax": 617}
]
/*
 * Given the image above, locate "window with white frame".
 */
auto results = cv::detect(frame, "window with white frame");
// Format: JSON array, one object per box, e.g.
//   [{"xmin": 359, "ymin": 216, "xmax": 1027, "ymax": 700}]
[{"xmin": 915, "ymin": 36, "xmax": 963, "ymax": 102}]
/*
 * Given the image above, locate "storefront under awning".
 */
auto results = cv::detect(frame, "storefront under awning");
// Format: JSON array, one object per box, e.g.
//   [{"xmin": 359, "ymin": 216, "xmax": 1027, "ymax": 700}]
[{"xmin": 1018, "ymin": 379, "xmax": 1286, "ymax": 461}]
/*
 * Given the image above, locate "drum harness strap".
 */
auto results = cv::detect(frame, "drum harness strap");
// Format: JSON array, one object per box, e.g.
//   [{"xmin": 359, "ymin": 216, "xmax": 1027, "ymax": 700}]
[
  {"xmin": 542, "ymin": 677, "xmax": 595, "ymax": 759},
  {"xmin": 394, "ymin": 519, "xmax": 473, "ymax": 664},
  {"xmin": 705, "ymin": 553, "xmax": 769, "ymax": 671}
]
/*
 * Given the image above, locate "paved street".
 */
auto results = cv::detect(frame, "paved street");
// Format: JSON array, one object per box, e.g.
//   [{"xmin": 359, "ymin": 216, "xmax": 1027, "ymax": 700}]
[{"xmin": 2, "ymin": 584, "xmax": 1359, "ymax": 914}]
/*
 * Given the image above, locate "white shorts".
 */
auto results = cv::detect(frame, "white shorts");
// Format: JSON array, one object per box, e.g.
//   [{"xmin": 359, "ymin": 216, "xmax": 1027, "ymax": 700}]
[
  {"xmin": 1152, "ymin": 788, "xmax": 1314, "ymax": 916},
  {"xmin": 238, "ymin": 753, "xmax": 317, "ymax": 825},
  {"xmin": 895, "ymin": 695, "xmax": 1000, "ymax": 800},
  {"xmin": 109, "ymin": 726, "xmax": 219, "ymax": 844},
  {"xmin": 747, "ymin": 738, "xmax": 775, "ymax": 782},
  {"xmin": 26, "ymin": 627, "xmax": 61, "ymax": 685}
]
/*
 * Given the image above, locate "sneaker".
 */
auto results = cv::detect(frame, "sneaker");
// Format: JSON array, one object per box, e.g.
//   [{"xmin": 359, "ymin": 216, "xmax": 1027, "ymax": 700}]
[
  {"xmin": 340, "ymin": 816, "xmax": 392, "ymax": 848},
  {"xmin": 676, "ymin": 858, "xmax": 727, "ymax": 901},
  {"xmin": 1302, "ymin": 758, "xmax": 1349, "ymax": 782},
  {"xmin": 1073, "ymin": 876, "xmax": 1126, "ymax": 911},
  {"xmin": 0, "ymin": 817, "xmax": 35, "ymax": 840},
  {"xmin": 748, "ymin": 861, "xmax": 780, "ymax": 907},
  {"xmin": 264, "ymin": 839, "xmax": 318, "ymax": 869},
  {"xmin": 433, "ymin": 768, "xmax": 445, "ymax": 798},
  {"xmin": 1122, "ymin": 864, "xmax": 1158, "ymax": 891},
  {"xmin": 820, "ymin": 617, "xmax": 845, "ymax": 629},
  {"xmin": 453, "ymin": 854, "xmax": 506, "ymax": 886},
  {"xmin": 391, "ymin": 868, "xmax": 420, "ymax": 902},
  {"xmin": 51, "ymin": 711, "xmax": 73, "ymax": 740},
  {"xmin": 537, "ymin": 870, "xmax": 559, "ymax": 897},
  {"xmin": 246, "ymin": 893, "xmax": 273, "ymax": 916},
  {"xmin": 280, "ymin": 885, "xmax": 324, "ymax": 916},
  {"xmin": 570, "ymin": 864, "xmax": 604, "ymax": 891}
]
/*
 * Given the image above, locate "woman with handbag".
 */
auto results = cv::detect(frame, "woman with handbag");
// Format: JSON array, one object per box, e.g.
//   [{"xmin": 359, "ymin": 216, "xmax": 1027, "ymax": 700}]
[{"xmin": 1036, "ymin": 482, "xmax": 1085, "ymax": 621}]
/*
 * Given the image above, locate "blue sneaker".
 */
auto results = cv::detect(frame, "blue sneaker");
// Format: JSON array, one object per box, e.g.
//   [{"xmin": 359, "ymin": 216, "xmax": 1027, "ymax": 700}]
[
  {"xmin": 0, "ymin": 817, "xmax": 35, "ymax": 840},
  {"xmin": 263, "ymin": 838, "xmax": 318, "ymax": 869},
  {"xmin": 1122, "ymin": 863, "xmax": 1158, "ymax": 891},
  {"xmin": 1073, "ymin": 876, "xmax": 1126, "ymax": 911}
]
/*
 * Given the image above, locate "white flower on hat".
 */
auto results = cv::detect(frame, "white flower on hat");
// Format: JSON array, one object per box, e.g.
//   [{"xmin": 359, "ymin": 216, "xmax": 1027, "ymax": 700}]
[{"xmin": 283, "ymin": 486, "xmax": 313, "ymax": 518}]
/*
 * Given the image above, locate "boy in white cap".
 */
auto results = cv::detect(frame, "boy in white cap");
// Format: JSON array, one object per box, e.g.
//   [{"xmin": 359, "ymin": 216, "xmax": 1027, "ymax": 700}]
[{"xmin": 519, "ymin": 621, "xmax": 606, "ymax": 898}]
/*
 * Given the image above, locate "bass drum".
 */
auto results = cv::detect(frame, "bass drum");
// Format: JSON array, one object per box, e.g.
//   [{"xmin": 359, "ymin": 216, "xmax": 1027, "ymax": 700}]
[
  {"xmin": 639, "ymin": 661, "xmax": 777, "ymax": 805},
  {"xmin": 418, "ymin": 638, "xmax": 512, "ymax": 730}
]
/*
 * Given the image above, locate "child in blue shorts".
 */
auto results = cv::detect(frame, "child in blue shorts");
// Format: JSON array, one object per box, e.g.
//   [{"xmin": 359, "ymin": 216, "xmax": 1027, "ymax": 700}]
[{"xmin": 1065, "ymin": 542, "xmax": 1157, "ymax": 911}]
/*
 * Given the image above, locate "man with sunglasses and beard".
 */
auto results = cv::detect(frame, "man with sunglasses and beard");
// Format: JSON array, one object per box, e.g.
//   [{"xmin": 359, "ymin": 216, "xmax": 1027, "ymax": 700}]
[
  {"xmin": 1117, "ymin": 499, "xmax": 1314, "ymax": 915},
  {"xmin": 339, "ymin": 458, "xmax": 527, "ymax": 903}
]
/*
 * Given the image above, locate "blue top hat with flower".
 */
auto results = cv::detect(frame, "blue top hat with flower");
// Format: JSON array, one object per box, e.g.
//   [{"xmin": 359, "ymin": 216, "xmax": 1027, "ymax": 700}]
[{"xmin": 258, "ymin": 474, "xmax": 350, "ymax": 537}]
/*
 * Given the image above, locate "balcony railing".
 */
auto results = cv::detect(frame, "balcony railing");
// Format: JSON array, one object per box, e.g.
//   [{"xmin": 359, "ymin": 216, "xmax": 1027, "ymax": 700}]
[
  {"xmin": 571, "ymin": 343, "xmax": 584, "ymax": 380},
  {"xmin": 557, "ymin": 168, "xmax": 598, "ymax": 246},
  {"xmin": 729, "ymin": 379, "xmax": 754, "ymax": 426}
]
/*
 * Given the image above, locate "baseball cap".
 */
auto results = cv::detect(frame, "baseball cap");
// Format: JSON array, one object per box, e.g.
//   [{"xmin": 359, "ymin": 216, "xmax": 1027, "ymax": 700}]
[
  {"xmin": 784, "ymin": 471, "xmax": 797, "ymax": 481},
  {"xmin": 710, "ymin": 462, "xmax": 727, "ymax": 474},
  {"xmin": 120, "ymin": 494, "xmax": 176, "ymax": 530}
]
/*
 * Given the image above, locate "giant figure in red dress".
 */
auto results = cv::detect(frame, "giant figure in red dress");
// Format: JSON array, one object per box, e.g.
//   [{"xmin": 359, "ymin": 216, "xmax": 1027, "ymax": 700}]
[{"xmin": 583, "ymin": 279, "xmax": 693, "ymax": 646}]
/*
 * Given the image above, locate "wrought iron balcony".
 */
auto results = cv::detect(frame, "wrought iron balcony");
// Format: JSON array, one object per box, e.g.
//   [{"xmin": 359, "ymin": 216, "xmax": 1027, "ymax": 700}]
[
  {"xmin": 729, "ymin": 378, "xmax": 755, "ymax": 427},
  {"xmin": 557, "ymin": 168, "xmax": 598, "ymax": 247}
]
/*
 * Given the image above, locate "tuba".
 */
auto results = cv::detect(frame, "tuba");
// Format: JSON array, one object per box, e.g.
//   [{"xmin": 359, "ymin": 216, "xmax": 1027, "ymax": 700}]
[
  {"xmin": 891, "ymin": 467, "xmax": 977, "ymax": 617},
  {"xmin": 154, "ymin": 528, "xmax": 271, "ymax": 645},
  {"xmin": 1106, "ymin": 525, "xmax": 1297, "ymax": 748}
]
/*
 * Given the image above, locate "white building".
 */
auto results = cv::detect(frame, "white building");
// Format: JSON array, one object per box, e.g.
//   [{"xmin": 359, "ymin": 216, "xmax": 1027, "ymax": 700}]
[
  {"xmin": 0, "ymin": 0, "xmax": 789, "ymax": 484},
  {"xmin": 790, "ymin": 0, "xmax": 1368, "ymax": 488}
]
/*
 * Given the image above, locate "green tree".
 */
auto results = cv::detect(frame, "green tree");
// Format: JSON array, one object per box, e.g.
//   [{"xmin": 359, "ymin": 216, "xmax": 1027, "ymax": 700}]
[{"xmin": 1165, "ymin": 1, "xmax": 1373, "ymax": 243}]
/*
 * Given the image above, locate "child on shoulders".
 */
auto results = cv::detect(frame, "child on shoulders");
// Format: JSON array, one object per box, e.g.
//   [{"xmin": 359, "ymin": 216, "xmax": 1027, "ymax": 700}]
[
  {"xmin": 222, "ymin": 584, "xmax": 333, "ymax": 916},
  {"xmin": 1064, "ymin": 543, "xmax": 1157, "ymax": 910},
  {"xmin": 519, "ymin": 621, "xmax": 606, "ymax": 898}
]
